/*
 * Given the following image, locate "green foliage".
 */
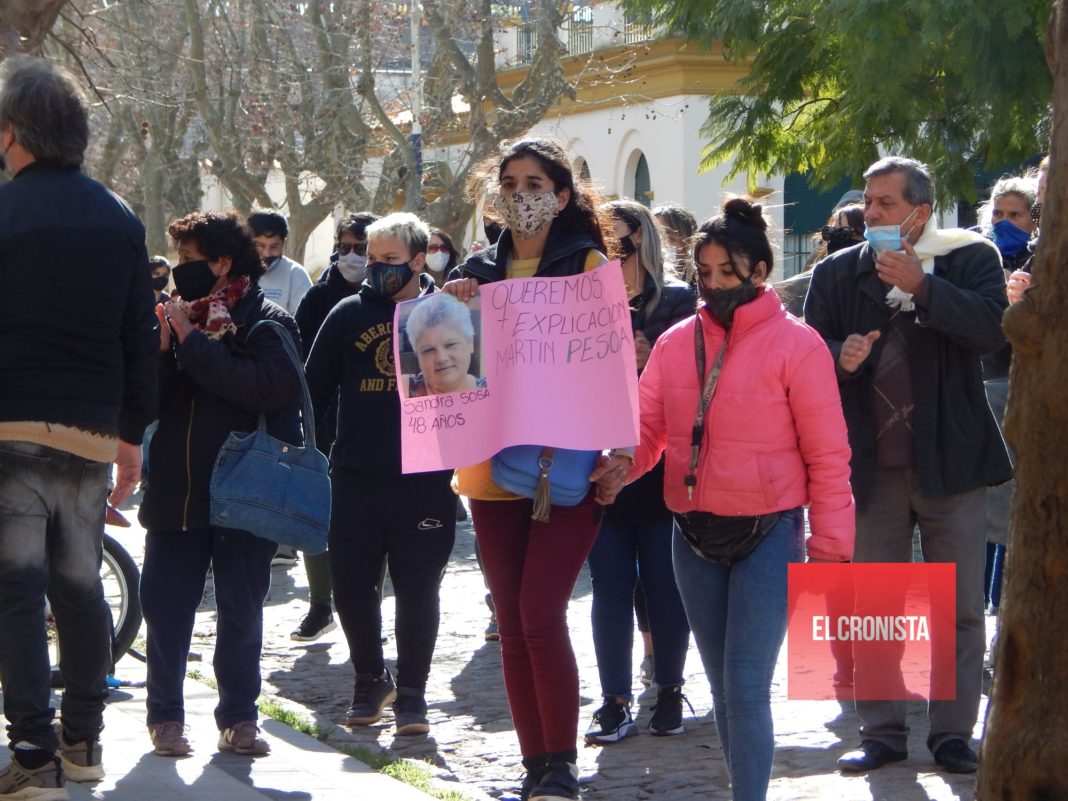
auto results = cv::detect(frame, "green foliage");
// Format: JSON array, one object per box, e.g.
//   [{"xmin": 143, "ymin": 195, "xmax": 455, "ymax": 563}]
[
  {"xmin": 621, "ymin": 0, "xmax": 1054, "ymax": 203},
  {"xmin": 257, "ymin": 698, "xmax": 333, "ymax": 741}
]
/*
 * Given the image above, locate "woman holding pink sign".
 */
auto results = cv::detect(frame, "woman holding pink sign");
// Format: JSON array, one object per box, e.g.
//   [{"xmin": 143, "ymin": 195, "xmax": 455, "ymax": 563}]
[{"xmin": 446, "ymin": 138, "xmax": 624, "ymax": 801}]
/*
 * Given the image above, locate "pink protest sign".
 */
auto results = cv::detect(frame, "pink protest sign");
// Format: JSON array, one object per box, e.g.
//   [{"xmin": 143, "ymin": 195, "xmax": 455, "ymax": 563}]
[{"xmin": 395, "ymin": 261, "xmax": 640, "ymax": 473}]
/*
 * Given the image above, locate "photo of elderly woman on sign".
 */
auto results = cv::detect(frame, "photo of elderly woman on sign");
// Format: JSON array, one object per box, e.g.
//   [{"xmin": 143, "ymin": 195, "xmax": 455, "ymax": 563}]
[{"xmin": 400, "ymin": 292, "xmax": 485, "ymax": 397}]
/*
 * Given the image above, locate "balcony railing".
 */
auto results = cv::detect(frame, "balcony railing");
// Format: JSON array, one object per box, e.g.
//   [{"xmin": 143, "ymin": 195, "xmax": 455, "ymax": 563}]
[{"xmin": 623, "ymin": 10, "xmax": 654, "ymax": 43}]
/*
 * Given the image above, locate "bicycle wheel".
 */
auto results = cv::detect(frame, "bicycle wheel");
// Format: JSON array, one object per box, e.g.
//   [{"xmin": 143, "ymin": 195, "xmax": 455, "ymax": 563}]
[
  {"xmin": 49, "ymin": 534, "xmax": 143, "ymax": 686},
  {"xmin": 101, "ymin": 532, "xmax": 142, "ymax": 663}
]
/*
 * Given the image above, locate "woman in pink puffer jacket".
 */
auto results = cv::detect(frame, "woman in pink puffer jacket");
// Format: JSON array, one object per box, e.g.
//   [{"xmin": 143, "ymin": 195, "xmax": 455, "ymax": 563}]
[{"xmin": 630, "ymin": 197, "xmax": 854, "ymax": 801}]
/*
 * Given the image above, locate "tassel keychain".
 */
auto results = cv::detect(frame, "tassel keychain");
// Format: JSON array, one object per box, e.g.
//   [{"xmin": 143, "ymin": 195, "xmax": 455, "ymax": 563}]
[{"xmin": 531, "ymin": 448, "xmax": 555, "ymax": 522}]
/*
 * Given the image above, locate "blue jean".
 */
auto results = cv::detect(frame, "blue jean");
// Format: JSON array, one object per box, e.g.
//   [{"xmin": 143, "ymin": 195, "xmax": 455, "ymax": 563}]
[
  {"xmin": 141, "ymin": 526, "xmax": 276, "ymax": 730},
  {"xmin": 672, "ymin": 508, "xmax": 803, "ymax": 801},
  {"xmin": 0, "ymin": 441, "xmax": 112, "ymax": 750},
  {"xmin": 588, "ymin": 514, "xmax": 689, "ymax": 697}
]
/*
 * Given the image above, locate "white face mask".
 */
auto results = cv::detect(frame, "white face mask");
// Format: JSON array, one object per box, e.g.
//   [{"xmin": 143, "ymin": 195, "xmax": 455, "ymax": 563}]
[
  {"xmin": 336, "ymin": 253, "xmax": 368, "ymax": 285},
  {"xmin": 425, "ymin": 251, "xmax": 450, "ymax": 273}
]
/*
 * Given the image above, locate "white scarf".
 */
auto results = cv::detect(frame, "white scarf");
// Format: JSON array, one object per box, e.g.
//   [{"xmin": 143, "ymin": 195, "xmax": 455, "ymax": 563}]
[{"xmin": 885, "ymin": 225, "xmax": 992, "ymax": 311}]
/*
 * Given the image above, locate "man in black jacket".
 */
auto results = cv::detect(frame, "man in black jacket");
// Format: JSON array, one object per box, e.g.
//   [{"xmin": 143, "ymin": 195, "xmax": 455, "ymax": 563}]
[
  {"xmin": 805, "ymin": 157, "xmax": 1012, "ymax": 776},
  {"xmin": 0, "ymin": 57, "xmax": 158, "ymax": 793},
  {"xmin": 288, "ymin": 211, "xmax": 378, "ymax": 642}
]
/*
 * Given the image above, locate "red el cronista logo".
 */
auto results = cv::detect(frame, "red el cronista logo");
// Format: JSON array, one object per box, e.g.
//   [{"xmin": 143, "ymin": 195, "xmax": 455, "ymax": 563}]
[{"xmin": 786, "ymin": 563, "xmax": 956, "ymax": 702}]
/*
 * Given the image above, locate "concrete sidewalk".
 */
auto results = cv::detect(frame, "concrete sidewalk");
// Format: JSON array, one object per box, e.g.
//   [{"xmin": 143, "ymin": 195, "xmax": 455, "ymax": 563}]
[{"xmin": 0, "ymin": 661, "xmax": 434, "ymax": 801}]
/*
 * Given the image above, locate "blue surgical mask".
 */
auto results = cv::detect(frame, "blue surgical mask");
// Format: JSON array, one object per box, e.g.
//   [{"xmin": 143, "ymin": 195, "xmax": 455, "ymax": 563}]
[
  {"xmin": 864, "ymin": 207, "xmax": 920, "ymax": 253},
  {"xmin": 992, "ymin": 219, "xmax": 1031, "ymax": 258}
]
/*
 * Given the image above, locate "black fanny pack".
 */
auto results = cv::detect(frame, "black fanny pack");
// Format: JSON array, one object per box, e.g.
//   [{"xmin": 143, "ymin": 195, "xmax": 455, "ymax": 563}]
[{"xmin": 674, "ymin": 511, "xmax": 783, "ymax": 565}]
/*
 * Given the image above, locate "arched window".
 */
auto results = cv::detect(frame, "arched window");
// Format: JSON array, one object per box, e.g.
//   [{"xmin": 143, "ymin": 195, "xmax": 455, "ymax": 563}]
[
  {"xmin": 634, "ymin": 153, "xmax": 651, "ymax": 206},
  {"xmin": 575, "ymin": 157, "xmax": 592, "ymax": 184}
]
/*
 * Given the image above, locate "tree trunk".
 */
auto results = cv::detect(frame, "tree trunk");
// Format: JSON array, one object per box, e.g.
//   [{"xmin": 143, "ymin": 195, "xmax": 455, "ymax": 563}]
[
  {"xmin": 976, "ymin": 2, "xmax": 1068, "ymax": 797},
  {"xmin": 0, "ymin": 0, "xmax": 67, "ymax": 57}
]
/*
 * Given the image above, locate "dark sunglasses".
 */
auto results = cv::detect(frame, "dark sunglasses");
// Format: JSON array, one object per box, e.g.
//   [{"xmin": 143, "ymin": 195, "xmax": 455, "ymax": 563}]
[
  {"xmin": 427, "ymin": 243, "xmax": 451, "ymax": 253},
  {"xmin": 337, "ymin": 241, "xmax": 368, "ymax": 256}
]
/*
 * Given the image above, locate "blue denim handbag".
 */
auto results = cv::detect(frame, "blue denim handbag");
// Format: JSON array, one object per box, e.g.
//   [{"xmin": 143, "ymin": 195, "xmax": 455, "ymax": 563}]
[
  {"xmin": 491, "ymin": 445, "xmax": 597, "ymax": 522},
  {"xmin": 209, "ymin": 320, "xmax": 330, "ymax": 554}
]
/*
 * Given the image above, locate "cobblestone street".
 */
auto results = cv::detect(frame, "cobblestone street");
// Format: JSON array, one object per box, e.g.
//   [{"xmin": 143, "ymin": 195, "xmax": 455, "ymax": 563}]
[{"xmin": 109, "ymin": 500, "xmax": 986, "ymax": 801}]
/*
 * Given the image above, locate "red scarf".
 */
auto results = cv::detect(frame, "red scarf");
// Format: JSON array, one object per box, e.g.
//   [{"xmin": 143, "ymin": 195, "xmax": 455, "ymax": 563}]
[{"xmin": 173, "ymin": 276, "xmax": 251, "ymax": 340}]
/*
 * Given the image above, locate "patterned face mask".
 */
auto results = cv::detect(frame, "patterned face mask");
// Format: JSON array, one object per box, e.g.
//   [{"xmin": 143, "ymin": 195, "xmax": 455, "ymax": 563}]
[{"xmin": 494, "ymin": 190, "xmax": 559, "ymax": 239}]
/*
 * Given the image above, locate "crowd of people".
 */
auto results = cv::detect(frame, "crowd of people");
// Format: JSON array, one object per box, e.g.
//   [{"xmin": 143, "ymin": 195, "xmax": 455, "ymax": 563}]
[{"xmin": 0, "ymin": 54, "xmax": 1033, "ymax": 801}]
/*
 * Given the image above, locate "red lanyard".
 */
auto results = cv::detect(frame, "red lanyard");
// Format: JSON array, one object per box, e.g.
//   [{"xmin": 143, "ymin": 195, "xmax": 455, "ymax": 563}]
[{"xmin": 685, "ymin": 315, "xmax": 728, "ymax": 500}]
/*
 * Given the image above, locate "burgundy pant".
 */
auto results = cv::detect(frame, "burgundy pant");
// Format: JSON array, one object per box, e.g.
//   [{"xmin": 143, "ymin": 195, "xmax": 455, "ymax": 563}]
[{"xmin": 470, "ymin": 497, "xmax": 603, "ymax": 756}]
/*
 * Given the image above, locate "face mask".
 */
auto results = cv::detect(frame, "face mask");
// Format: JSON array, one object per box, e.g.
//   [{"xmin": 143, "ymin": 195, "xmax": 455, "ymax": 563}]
[
  {"xmin": 151, "ymin": 275, "xmax": 170, "ymax": 292},
  {"xmin": 864, "ymin": 207, "xmax": 921, "ymax": 253},
  {"xmin": 264, "ymin": 255, "xmax": 282, "ymax": 268},
  {"xmin": 992, "ymin": 219, "xmax": 1031, "ymax": 257},
  {"xmin": 425, "ymin": 251, "xmax": 450, "ymax": 273},
  {"xmin": 700, "ymin": 279, "xmax": 759, "ymax": 328},
  {"xmin": 821, "ymin": 226, "xmax": 860, "ymax": 254},
  {"xmin": 172, "ymin": 259, "xmax": 218, "ymax": 301},
  {"xmin": 619, "ymin": 233, "xmax": 638, "ymax": 257},
  {"xmin": 366, "ymin": 260, "xmax": 414, "ymax": 298},
  {"xmin": 495, "ymin": 190, "xmax": 559, "ymax": 239},
  {"xmin": 336, "ymin": 253, "xmax": 367, "ymax": 284}
]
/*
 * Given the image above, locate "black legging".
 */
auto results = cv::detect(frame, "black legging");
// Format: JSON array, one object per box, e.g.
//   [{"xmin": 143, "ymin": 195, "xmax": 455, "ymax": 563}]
[{"xmin": 328, "ymin": 467, "xmax": 456, "ymax": 692}]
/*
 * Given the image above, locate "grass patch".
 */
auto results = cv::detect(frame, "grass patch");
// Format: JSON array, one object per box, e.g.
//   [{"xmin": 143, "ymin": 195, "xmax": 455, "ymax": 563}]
[
  {"xmin": 256, "ymin": 697, "xmax": 476, "ymax": 801},
  {"xmin": 185, "ymin": 668, "xmax": 217, "ymax": 689},
  {"xmin": 258, "ymin": 697, "xmax": 332, "ymax": 741},
  {"xmin": 334, "ymin": 744, "xmax": 473, "ymax": 801}
]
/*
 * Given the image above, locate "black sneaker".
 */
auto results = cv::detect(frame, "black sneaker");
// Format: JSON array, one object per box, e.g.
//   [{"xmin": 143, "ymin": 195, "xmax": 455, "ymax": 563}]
[
  {"xmin": 530, "ymin": 751, "xmax": 580, "ymax": 801},
  {"xmin": 584, "ymin": 699, "xmax": 636, "ymax": 744},
  {"xmin": 393, "ymin": 687, "xmax": 430, "ymax": 736},
  {"xmin": 271, "ymin": 547, "xmax": 299, "ymax": 568},
  {"xmin": 290, "ymin": 604, "xmax": 337, "ymax": 642},
  {"xmin": 345, "ymin": 669, "xmax": 397, "ymax": 726},
  {"xmin": 648, "ymin": 685, "xmax": 693, "ymax": 736},
  {"xmin": 519, "ymin": 755, "xmax": 548, "ymax": 801}
]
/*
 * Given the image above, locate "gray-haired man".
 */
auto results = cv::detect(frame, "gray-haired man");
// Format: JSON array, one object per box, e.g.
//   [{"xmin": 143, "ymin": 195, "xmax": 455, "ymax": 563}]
[
  {"xmin": 805, "ymin": 156, "xmax": 1012, "ymax": 775},
  {"xmin": 0, "ymin": 57, "xmax": 157, "ymax": 795}
]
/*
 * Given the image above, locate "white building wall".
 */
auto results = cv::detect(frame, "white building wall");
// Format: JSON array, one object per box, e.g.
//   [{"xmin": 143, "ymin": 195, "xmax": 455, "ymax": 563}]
[{"xmin": 515, "ymin": 96, "xmax": 785, "ymax": 256}]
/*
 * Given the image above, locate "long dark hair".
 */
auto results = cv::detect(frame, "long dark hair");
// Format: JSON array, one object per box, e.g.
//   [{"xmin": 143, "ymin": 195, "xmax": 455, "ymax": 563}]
[{"xmin": 469, "ymin": 138, "xmax": 613, "ymax": 257}]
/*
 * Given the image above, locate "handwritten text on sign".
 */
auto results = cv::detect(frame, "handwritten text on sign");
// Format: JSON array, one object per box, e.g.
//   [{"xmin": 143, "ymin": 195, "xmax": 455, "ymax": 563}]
[{"xmin": 397, "ymin": 261, "xmax": 640, "ymax": 473}]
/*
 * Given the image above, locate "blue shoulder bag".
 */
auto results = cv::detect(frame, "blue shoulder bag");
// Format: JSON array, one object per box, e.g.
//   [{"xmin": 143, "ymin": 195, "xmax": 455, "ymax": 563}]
[
  {"xmin": 209, "ymin": 319, "xmax": 330, "ymax": 554},
  {"xmin": 491, "ymin": 445, "xmax": 598, "ymax": 522}
]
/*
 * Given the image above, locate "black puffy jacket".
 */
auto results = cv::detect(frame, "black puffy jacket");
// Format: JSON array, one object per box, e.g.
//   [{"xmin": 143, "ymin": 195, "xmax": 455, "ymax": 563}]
[
  {"xmin": 139, "ymin": 287, "xmax": 302, "ymax": 532},
  {"xmin": 452, "ymin": 220, "xmax": 600, "ymax": 283}
]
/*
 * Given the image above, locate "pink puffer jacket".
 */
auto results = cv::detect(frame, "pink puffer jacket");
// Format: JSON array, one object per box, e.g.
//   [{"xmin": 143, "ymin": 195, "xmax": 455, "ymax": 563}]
[{"xmin": 632, "ymin": 286, "xmax": 854, "ymax": 561}]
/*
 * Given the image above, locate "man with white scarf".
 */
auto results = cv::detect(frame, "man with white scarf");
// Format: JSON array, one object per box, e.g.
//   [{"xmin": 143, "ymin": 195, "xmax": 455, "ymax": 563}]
[{"xmin": 804, "ymin": 156, "xmax": 1013, "ymax": 776}]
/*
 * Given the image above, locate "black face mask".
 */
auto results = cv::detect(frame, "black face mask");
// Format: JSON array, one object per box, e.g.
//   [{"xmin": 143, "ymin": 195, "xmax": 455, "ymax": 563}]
[
  {"xmin": 151, "ymin": 275, "xmax": 170, "ymax": 292},
  {"xmin": 619, "ymin": 234, "xmax": 637, "ymax": 257},
  {"xmin": 366, "ymin": 260, "xmax": 415, "ymax": 299},
  {"xmin": 699, "ymin": 279, "xmax": 759, "ymax": 328},
  {"xmin": 172, "ymin": 259, "xmax": 218, "ymax": 301},
  {"xmin": 822, "ymin": 225, "xmax": 861, "ymax": 254},
  {"xmin": 264, "ymin": 255, "xmax": 282, "ymax": 268}
]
